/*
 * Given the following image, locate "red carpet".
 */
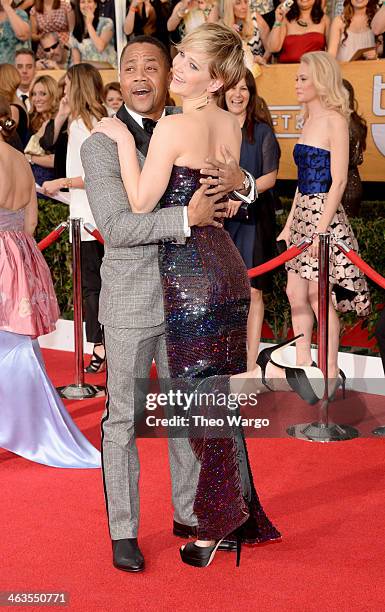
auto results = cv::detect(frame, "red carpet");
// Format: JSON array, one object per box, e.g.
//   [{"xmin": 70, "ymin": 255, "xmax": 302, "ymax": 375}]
[{"xmin": 1, "ymin": 349, "xmax": 385, "ymax": 611}]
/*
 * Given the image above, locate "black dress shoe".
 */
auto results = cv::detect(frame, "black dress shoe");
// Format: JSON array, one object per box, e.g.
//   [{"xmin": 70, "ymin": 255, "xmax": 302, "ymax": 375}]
[
  {"xmin": 173, "ymin": 521, "xmax": 237, "ymax": 552},
  {"xmin": 112, "ymin": 538, "xmax": 144, "ymax": 572}
]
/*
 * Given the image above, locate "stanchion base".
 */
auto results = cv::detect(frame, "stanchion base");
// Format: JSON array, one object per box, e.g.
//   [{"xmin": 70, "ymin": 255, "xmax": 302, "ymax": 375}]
[
  {"xmin": 372, "ymin": 426, "xmax": 385, "ymax": 437},
  {"xmin": 287, "ymin": 421, "xmax": 360, "ymax": 442},
  {"xmin": 57, "ymin": 383, "xmax": 105, "ymax": 400}
]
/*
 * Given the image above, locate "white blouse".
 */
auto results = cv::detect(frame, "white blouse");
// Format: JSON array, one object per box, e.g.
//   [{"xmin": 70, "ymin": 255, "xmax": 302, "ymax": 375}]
[{"xmin": 66, "ymin": 117, "xmax": 98, "ymax": 242}]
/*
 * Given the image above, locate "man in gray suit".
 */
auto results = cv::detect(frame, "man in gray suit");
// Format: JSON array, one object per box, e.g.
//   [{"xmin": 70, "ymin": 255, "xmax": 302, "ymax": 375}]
[{"xmin": 81, "ymin": 36, "xmax": 255, "ymax": 572}]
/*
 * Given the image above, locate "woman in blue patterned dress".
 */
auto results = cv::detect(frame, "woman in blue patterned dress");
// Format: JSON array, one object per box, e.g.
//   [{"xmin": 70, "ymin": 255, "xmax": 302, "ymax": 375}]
[{"xmin": 277, "ymin": 51, "xmax": 370, "ymax": 394}]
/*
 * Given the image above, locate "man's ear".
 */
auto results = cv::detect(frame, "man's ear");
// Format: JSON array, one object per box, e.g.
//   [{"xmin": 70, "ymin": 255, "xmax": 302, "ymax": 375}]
[
  {"xmin": 207, "ymin": 78, "xmax": 224, "ymax": 94},
  {"xmin": 167, "ymin": 68, "xmax": 173, "ymax": 88}
]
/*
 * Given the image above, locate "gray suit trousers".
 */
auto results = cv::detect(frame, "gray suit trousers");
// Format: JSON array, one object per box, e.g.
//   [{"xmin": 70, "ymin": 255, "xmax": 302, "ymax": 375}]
[{"xmin": 102, "ymin": 323, "xmax": 199, "ymax": 539}]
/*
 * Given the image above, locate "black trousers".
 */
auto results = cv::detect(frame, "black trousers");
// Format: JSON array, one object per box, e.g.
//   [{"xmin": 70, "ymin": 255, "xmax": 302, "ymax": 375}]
[
  {"xmin": 375, "ymin": 305, "xmax": 385, "ymax": 375},
  {"xmin": 80, "ymin": 240, "xmax": 104, "ymax": 345}
]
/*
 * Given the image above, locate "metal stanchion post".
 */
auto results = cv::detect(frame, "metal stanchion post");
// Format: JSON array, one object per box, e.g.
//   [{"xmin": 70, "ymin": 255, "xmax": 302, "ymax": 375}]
[
  {"xmin": 57, "ymin": 218, "xmax": 104, "ymax": 399},
  {"xmin": 287, "ymin": 233, "xmax": 359, "ymax": 442}
]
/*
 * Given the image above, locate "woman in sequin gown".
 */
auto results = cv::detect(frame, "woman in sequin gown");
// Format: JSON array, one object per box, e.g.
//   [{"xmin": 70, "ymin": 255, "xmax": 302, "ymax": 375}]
[
  {"xmin": 94, "ymin": 23, "xmax": 280, "ymax": 559},
  {"xmin": 277, "ymin": 52, "xmax": 370, "ymax": 384}
]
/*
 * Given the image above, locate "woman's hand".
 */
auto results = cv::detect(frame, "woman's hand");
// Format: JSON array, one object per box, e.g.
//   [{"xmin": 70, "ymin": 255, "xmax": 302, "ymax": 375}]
[
  {"xmin": 92, "ymin": 117, "xmax": 132, "ymax": 146},
  {"xmin": 276, "ymin": 225, "xmax": 290, "ymax": 246},
  {"xmin": 226, "ymin": 200, "xmax": 242, "ymax": 218},
  {"xmin": 42, "ymin": 178, "xmax": 65, "ymax": 197},
  {"xmin": 58, "ymin": 95, "xmax": 71, "ymax": 118},
  {"xmin": 83, "ymin": 5, "xmax": 95, "ymax": 23},
  {"xmin": 254, "ymin": 55, "xmax": 267, "ymax": 65},
  {"xmin": 0, "ymin": 0, "xmax": 13, "ymax": 10},
  {"xmin": 309, "ymin": 234, "xmax": 319, "ymax": 259},
  {"xmin": 274, "ymin": 3, "xmax": 286, "ymax": 22}
]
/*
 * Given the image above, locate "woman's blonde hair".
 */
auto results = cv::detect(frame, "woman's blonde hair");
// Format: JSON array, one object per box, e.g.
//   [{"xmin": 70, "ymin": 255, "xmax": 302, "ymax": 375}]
[
  {"xmin": 300, "ymin": 51, "xmax": 350, "ymax": 119},
  {"xmin": 0, "ymin": 64, "xmax": 21, "ymax": 104},
  {"xmin": 29, "ymin": 75, "xmax": 60, "ymax": 134},
  {"xmin": 66, "ymin": 64, "xmax": 107, "ymax": 131},
  {"xmin": 222, "ymin": 0, "xmax": 254, "ymax": 40},
  {"xmin": 177, "ymin": 23, "xmax": 245, "ymax": 93}
]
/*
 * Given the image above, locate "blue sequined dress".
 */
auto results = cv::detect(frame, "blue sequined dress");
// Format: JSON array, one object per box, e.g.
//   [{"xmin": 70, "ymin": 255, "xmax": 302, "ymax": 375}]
[
  {"xmin": 286, "ymin": 144, "xmax": 370, "ymax": 315},
  {"xmin": 159, "ymin": 165, "xmax": 280, "ymax": 542}
]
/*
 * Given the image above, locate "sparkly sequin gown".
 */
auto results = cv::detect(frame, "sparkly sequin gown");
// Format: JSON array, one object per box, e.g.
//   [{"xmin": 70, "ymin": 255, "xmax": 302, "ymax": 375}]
[{"xmin": 159, "ymin": 165, "xmax": 280, "ymax": 542}]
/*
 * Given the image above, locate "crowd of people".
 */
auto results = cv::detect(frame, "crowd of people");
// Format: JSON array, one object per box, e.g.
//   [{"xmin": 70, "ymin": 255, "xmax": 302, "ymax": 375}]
[
  {"xmin": 0, "ymin": 0, "xmax": 384, "ymax": 68},
  {"xmin": 1, "ymin": 11, "xmax": 385, "ymax": 574}
]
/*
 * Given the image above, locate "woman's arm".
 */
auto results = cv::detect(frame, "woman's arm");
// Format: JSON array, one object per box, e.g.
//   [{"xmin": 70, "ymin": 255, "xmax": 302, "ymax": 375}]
[
  {"xmin": 124, "ymin": 0, "xmax": 139, "ymax": 35},
  {"xmin": 93, "ymin": 116, "xmax": 179, "ymax": 213},
  {"xmin": 327, "ymin": 16, "xmax": 343, "ymax": 57},
  {"xmin": 323, "ymin": 14, "xmax": 330, "ymax": 39},
  {"xmin": 2, "ymin": 1, "xmax": 30, "ymax": 40},
  {"xmin": 86, "ymin": 17, "xmax": 113, "ymax": 53},
  {"xmin": 30, "ymin": 12, "xmax": 41, "ymax": 41},
  {"xmin": 67, "ymin": 6, "xmax": 75, "ymax": 32},
  {"xmin": 372, "ymin": 5, "xmax": 385, "ymax": 36},
  {"xmin": 27, "ymin": 153, "xmax": 54, "ymax": 168},
  {"xmin": 24, "ymin": 181, "xmax": 38, "ymax": 235},
  {"xmin": 266, "ymin": 4, "xmax": 287, "ymax": 53},
  {"xmin": 18, "ymin": 0, "xmax": 35, "ymax": 11},
  {"xmin": 71, "ymin": 47, "xmax": 81, "ymax": 64},
  {"xmin": 10, "ymin": 105, "xmax": 20, "ymax": 128},
  {"xmin": 255, "ymin": 170, "xmax": 277, "ymax": 194},
  {"xmin": 167, "ymin": 1, "xmax": 184, "ymax": 32},
  {"xmin": 254, "ymin": 11, "xmax": 270, "ymax": 51},
  {"xmin": 207, "ymin": 3, "xmax": 219, "ymax": 23},
  {"xmin": 315, "ymin": 115, "xmax": 348, "ymax": 232},
  {"xmin": 42, "ymin": 175, "xmax": 84, "ymax": 196}
]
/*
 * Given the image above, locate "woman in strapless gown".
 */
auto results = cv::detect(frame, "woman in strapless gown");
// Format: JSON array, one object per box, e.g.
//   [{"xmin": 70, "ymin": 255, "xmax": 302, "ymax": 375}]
[
  {"xmin": 0, "ymin": 98, "xmax": 100, "ymax": 469},
  {"xmin": 94, "ymin": 23, "xmax": 281, "ymax": 566},
  {"xmin": 277, "ymin": 52, "xmax": 370, "ymax": 385}
]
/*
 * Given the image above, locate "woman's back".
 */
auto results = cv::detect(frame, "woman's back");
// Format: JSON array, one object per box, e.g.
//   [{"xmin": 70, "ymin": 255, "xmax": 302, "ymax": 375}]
[
  {"xmin": 169, "ymin": 105, "xmax": 241, "ymax": 169},
  {"xmin": 0, "ymin": 141, "xmax": 34, "ymax": 213}
]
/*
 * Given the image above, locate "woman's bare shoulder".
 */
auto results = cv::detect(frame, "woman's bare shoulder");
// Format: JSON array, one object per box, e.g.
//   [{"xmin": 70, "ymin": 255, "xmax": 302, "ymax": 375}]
[
  {"xmin": 326, "ymin": 111, "xmax": 348, "ymax": 128},
  {"xmin": 0, "ymin": 142, "xmax": 31, "ymax": 174}
]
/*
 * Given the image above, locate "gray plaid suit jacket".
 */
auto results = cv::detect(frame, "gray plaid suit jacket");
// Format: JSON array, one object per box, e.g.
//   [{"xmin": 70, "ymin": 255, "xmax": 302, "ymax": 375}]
[{"xmin": 80, "ymin": 106, "xmax": 186, "ymax": 329}]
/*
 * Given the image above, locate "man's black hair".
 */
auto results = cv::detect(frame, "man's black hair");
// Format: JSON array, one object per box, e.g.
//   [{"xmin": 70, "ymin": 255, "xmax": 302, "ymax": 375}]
[{"xmin": 120, "ymin": 35, "xmax": 172, "ymax": 70}]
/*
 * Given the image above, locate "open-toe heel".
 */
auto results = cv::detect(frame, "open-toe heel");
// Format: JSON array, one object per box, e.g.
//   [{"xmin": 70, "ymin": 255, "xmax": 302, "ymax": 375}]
[
  {"xmin": 180, "ymin": 527, "xmax": 243, "ymax": 568},
  {"xmin": 85, "ymin": 345, "xmax": 106, "ymax": 374},
  {"xmin": 180, "ymin": 539, "xmax": 224, "ymax": 568},
  {"xmin": 256, "ymin": 334, "xmax": 304, "ymax": 390}
]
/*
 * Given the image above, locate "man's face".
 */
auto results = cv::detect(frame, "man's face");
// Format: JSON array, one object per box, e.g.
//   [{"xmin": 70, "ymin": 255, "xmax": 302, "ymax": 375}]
[
  {"xmin": 41, "ymin": 34, "xmax": 64, "ymax": 64},
  {"xmin": 15, "ymin": 53, "xmax": 36, "ymax": 90},
  {"xmin": 120, "ymin": 43, "xmax": 171, "ymax": 119}
]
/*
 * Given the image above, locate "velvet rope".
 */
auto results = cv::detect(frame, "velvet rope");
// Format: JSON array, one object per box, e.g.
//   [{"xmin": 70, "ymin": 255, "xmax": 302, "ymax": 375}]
[
  {"xmin": 336, "ymin": 240, "xmax": 385, "ymax": 290},
  {"xmin": 37, "ymin": 222, "xmax": 68, "ymax": 251},
  {"xmin": 248, "ymin": 238, "xmax": 312, "ymax": 279},
  {"xmin": 84, "ymin": 223, "xmax": 105, "ymax": 245}
]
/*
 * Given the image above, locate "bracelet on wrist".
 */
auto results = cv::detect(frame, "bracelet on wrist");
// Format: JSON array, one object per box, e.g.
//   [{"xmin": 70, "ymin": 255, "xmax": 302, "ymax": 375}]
[
  {"xmin": 273, "ymin": 21, "xmax": 282, "ymax": 27},
  {"xmin": 63, "ymin": 177, "xmax": 72, "ymax": 189}
]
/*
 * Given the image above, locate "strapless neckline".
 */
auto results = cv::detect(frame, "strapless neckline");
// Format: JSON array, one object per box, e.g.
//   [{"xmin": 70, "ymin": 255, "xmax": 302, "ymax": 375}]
[{"xmin": 294, "ymin": 143, "xmax": 330, "ymax": 154}]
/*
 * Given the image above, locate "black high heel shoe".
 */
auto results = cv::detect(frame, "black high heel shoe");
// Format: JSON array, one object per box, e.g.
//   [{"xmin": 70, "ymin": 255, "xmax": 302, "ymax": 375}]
[
  {"xmin": 180, "ymin": 531, "xmax": 242, "ymax": 568},
  {"xmin": 270, "ymin": 351, "xmax": 325, "ymax": 406},
  {"xmin": 328, "ymin": 369, "xmax": 346, "ymax": 401},
  {"xmin": 84, "ymin": 344, "xmax": 106, "ymax": 374},
  {"xmin": 257, "ymin": 335, "xmax": 325, "ymax": 405},
  {"xmin": 256, "ymin": 334, "xmax": 304, "ymax": 391}
]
